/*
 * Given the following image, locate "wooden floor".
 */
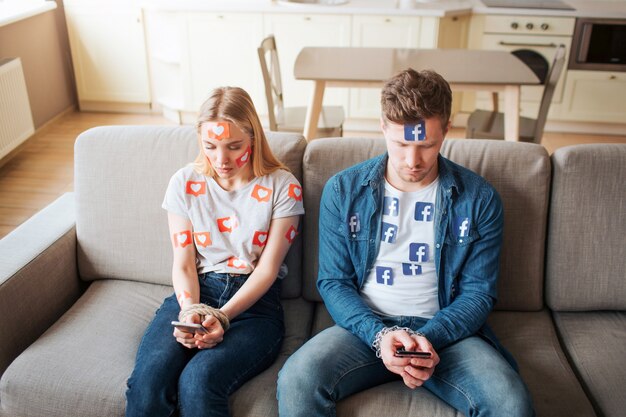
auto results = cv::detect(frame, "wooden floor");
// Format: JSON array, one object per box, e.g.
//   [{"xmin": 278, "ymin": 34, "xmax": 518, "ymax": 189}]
[{"xmin": 1, "ymin": 110, "xmax": 625, "ymax": 239}]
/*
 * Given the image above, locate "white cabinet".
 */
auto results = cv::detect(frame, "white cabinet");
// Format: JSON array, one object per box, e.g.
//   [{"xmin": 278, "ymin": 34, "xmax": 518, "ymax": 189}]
[
  {"xmin": 145, "ymin": 11, "xmax": 264, "ymax": 123},
  {"xmin": 263, "ymin": 13, "xmax": 351, "ymax": 110},
  {"xmin": 65, "ymin": 4, "xmax": 150, "ymax": 109},
  {"xmin": 349, "ymin": 15, "xmax": 422, "ymax": 119},
  {"xmin": 184, "ymin": 13, "xmax": 264, "ymax": 113},
  {"xmin": 560, "ymin": 70, "xmax": 626, "ymax": 123}
]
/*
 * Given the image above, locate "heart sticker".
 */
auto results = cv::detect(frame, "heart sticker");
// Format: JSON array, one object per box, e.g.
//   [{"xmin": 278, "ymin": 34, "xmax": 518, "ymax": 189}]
[
  {"xmin": 253, "ymin": 230, "xmax": 269, "ymax": 247},
  {"xmin": 174, "ymin": 230, "xmax": 192, "ymax": 248},
  {"xmin": 194, "ymin": 232, "xmax": 212, "ymax": 247},
  {"xmin": 251, "ymin": 185, "xmax": 272, "ymax": 202},
  {"xmin": 206, "ymin": 122, "xmax": 230, "ymax": 140},
  {"xmin": 186, "ymin": 181, "xmax": 206, "ymax": 197},
  {"xmin": 288, "ymin": 183, "xmax": 303, "ymax": 201},
  {"xmin": 285, "ymin": 225, "xmax": 297, "ymax": 244},
  {"xmin": 236, "ymin": 146, "xmax": 252, "ymax": 167}
]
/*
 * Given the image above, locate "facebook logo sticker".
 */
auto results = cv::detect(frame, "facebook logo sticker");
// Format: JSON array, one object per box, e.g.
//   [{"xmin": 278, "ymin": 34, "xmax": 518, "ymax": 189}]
[
  {"xmin": 402, "ymin": 263, "xmax": 422, "ymax": 276},
  {"xmin": 376, "ymin": 266, "xmax": 394, "ymax": 286},
  {"xmin": 414, "ymin": 202, "xmax": 434, "ymax": 222},
  {"xmin": 348, "ymin": 213, "xmax": 360, "ymax": 233},
  {"xmin": 383, "ymin": 196, "xmax": 399, "ymax": 216},
  {"xmin": 454, "ymin": 217, "xmax": 471, "ymax": 237},
  {"xmin": 404, "ymin": 121, "xmax": 426, "ymax": 141},
  {"xmin": 381, "ymin": 222, "xmax": 398, "ymax": 243},
  {"xmin": 409, "ymin": 243, "xmax": 429, "ymax": 263}
]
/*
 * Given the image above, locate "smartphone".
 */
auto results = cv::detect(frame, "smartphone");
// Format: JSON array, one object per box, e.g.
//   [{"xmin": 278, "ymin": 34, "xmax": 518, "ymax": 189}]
[
  {"xmin": 171, "ymin": 321, "xmax": 208, "ymax": 334},
  {"xmin": 395, "ymin": 348, "xmax": 432, "ymax": 358}
]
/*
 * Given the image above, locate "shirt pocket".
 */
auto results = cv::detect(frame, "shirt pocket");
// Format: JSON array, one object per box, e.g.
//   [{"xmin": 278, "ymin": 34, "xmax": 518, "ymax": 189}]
[{"xmin": 444, "ymin": 228, "xmax": 480, "ymax": 247}]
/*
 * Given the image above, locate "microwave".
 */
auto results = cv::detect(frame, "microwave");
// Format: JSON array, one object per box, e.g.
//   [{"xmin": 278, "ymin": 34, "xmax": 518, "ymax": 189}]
[{"xmin": 569, "ymin": 18, "xmax": 626, "ymax": 72}]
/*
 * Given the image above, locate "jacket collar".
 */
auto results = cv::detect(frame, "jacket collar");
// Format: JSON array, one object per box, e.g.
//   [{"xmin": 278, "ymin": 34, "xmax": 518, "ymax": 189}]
[{"xmin": 363, "ymin": 152, "xmax": 460, "ymax": 197}]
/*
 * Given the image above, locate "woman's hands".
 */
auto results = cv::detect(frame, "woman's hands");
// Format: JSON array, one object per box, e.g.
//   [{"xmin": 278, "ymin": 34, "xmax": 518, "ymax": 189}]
[
  {"xmin": 173, "ymin": 313, "xmax": 225, "ymax": 349},
  {"xmin": 379, "ymin": 330, "xmax": 440, "ymax": 389}
]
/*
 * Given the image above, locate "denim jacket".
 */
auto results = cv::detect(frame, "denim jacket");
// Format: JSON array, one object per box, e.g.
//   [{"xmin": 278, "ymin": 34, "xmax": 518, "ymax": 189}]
[{"xmin": 317, "ymin": 153, "xmax": 515, "ymax": 366}]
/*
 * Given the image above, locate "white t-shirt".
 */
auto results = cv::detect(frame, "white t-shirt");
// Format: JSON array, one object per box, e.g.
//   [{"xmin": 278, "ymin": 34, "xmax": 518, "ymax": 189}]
[
  {"xmin": 162, "ymin": 165, "xmax": 305, "ymax": 275},
  {"xmin": 360, "ymin": 178, "xmax": 440, "ymax": 318}
]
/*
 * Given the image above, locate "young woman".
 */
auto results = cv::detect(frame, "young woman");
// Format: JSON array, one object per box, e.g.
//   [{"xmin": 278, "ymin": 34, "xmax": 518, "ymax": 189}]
[{"xmin": 125, "ymin": 87, "xmax": 304, "ymax": 417}]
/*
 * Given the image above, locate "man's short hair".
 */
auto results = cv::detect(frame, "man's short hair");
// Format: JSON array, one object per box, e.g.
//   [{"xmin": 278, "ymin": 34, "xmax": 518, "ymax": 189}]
[{"xmin": 381, "ymin": 69, "xmax": 452, "ymax": 129}]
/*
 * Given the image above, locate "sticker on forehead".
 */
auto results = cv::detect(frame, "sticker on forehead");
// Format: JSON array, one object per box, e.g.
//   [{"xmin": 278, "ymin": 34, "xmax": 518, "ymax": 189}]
[
  {"xmin": 206, "ymin": 122, "xmax": 230, "ymax": 140},
  {"xmin": 236, "ymin": 146, "xmax": 252, "ymax": 167},
  {"xmin": 404, "ymin": 121, "xmax": 426, "ymax": 142}
]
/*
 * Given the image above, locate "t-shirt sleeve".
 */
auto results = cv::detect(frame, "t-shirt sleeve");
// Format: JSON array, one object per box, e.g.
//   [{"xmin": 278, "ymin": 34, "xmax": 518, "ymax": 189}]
[
  {"xmin": 162, "ymin": 169, "xmax": 190, "ymax": 219},
  {"xmin": 272, "ymin": 171, "xmax": 305, "ymax": 219}
]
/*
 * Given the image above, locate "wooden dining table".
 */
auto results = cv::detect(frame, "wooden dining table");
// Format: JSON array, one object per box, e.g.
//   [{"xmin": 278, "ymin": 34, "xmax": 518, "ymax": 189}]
[{"xmin": 294, "ymin": 47, "xmax": 541, "ymax": 141}]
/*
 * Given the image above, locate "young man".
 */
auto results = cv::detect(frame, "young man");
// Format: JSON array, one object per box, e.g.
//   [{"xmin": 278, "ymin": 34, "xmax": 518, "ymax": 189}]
[{"xmin": 277, "ymin": 69, "xmax": 533, "ymax": 416}]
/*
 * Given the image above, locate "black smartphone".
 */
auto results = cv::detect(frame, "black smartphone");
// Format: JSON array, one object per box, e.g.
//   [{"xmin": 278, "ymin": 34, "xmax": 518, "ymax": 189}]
[
  {"xmin": 171, "ymin": 321, "xmax": 208, "ymax": 334},
  {"xmin": 395, "ymin": 348, "xmax": 432, "ymax": 358}
]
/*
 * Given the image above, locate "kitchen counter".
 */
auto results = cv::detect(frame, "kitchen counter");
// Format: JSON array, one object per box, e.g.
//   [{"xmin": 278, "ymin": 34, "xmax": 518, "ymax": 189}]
[
  {"xmin": 138, "ymin": 0, "xmax": 626, "ymax": 19},
  {"xmin": 472, "ymin": 0, "xmax": 626, "ymax": 19},
  {"xmin": 143, "ymin": 0, "xmax": 473, "ymax": 17}
]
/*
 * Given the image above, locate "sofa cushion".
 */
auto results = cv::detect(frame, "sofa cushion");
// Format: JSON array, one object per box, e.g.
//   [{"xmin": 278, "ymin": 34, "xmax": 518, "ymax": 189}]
[
  {"xmin": 553, "ymin": 311, "xmax": 626, "ymax": 417},
  {"xmin": 488, "ymin": 311, "xmax": 597, "ymax": 417},
  {"xmin": 302, "ymin": 138, "xmax": 551, "ymax": 311},
  {"xmin": 74, "ymin": 126, "xmax": 307, "ymax": 298},
  {"xmin": 546, "ymin": 144, "xmax": 626, "ymax": 311},
  {"xmin": 309, "ymin": 306, "xmax": 596, "ymax": 417},
  {"xmin": 0, "ymin": 279, "xmax": 313, "ymax": 417}
]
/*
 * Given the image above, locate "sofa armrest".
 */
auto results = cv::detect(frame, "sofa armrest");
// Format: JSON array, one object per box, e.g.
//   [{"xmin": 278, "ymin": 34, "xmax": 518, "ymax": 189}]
[{"xmin": 0, "ymin": 193, "xmax": 82, "ymax": 376}]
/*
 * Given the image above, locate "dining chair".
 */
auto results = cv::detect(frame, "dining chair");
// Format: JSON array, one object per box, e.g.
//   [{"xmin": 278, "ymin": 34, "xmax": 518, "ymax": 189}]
[
  {"xmin": 465, "ymin": 44, "xmax": 566, "ymax": 144},
  {"xmin": 257, "ymin": 35, "xmax": 344, "ymax": 138}
]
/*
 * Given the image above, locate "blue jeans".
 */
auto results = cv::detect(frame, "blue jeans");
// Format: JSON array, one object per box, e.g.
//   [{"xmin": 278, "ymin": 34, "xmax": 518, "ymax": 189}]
[
  {"xmin": 126, "ymin": 272, "xmax": 284, "ymax": 417},
  {"xmin": 278, "ymin": 319, "xmax": 534, "ymax": 417}
]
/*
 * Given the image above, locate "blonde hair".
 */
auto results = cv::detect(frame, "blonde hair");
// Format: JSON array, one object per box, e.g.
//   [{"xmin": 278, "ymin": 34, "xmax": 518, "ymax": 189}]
[{"xmin": 193, "ymin": 87, "xmax": 288, "ymax": 177}]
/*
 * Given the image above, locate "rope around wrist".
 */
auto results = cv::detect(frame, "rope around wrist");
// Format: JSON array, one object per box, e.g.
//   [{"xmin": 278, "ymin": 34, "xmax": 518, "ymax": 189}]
[
  {"xmin": 179, "ymin": 303, "xmax": 230, "ymax": 331},
  {"xmin": 372, "ymin": 325, "xmax": 424, "ymax": 358}
]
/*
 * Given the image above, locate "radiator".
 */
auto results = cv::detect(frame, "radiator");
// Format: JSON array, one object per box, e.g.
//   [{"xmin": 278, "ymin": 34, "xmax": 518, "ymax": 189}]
[{"xmin": 0, "ymin": 57, "xmax": 35, "ymax": 160}]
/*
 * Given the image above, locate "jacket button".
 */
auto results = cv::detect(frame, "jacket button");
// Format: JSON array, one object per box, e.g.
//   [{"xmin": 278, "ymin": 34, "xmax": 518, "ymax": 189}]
[
  {"xmin": 436, "ymin": 243, "xmax": 440, "ymax": 248},
  {"xmin": 352, "ymin": 234, "xmax": 356, "ymax": 238}
]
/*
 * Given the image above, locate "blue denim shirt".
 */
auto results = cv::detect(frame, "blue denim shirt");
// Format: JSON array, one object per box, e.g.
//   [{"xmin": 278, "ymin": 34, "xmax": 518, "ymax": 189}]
[{"xmin": 317, "ymin": 153, "xmax": 514, "ymax": 366}]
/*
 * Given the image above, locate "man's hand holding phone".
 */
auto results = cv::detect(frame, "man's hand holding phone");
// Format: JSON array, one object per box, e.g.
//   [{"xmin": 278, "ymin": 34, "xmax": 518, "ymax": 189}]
[{"xmin": 379, "ymin": 329, "xmax": 439, "ymax": 389}]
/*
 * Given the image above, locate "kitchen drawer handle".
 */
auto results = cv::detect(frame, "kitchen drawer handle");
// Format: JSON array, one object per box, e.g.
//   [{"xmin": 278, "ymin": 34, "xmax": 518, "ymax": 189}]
[{"xmin": 499, "ymin": 41, "xmax": 557, "ymax": 48}]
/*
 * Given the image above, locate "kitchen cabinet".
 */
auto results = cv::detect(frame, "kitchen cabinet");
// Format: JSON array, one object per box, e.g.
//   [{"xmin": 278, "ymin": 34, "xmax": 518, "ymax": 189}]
[
  {"xmin": 64, "ymin": 3, "xmax": 150, "ymax": 110},
  {"xmin": 560, "ymin": 70, "xmax": 626, "ymax": 123},
  {"xmin": 145, "ymin": 11, "xmax": 264, "ymax": 123},
  {"xmin": 185, "ymin": 13, "xmax": 264, "ymax": 113},
  {"xmin": 349, "ymin": 15, "xmax": 422, "ymax": 119},
  {"xmin": 263, "ymin": 13, "xmax": 351, "ymax": 111},
  {"xmin": 349, "ymin": 15, "xmax": 468, "ymax": 119}
]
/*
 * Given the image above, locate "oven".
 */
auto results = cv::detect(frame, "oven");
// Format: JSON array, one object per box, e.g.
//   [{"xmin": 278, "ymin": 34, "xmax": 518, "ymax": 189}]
[
  {"xmin": 569, "ymin": 18, "xmax": 626, "ymax": 72},
  {"xmin": 474, "ymin": 15, "xmax": 574, "ymax": 117}
]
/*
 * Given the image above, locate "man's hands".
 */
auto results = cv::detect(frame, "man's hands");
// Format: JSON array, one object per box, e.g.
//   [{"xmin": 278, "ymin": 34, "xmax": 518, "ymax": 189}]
[
  {"xmin": 379, "ymin": 329, "xmax": 440, "ymax": 389},
  {"xmin": 173, "ymin": 313, "xmax": 225, "ymax": 349}
]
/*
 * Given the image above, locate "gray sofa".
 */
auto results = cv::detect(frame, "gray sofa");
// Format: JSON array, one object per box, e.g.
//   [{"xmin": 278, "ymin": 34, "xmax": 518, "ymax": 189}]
[{"xmin": 0, "ymin": 126, "xmax": 624, "ymax": 417}]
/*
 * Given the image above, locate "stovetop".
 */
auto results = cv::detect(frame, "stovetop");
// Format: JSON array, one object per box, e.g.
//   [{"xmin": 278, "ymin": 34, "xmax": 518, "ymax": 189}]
[{"xmin": 481, "ymin": 0, "xmax": 575, "ymax": 11}]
